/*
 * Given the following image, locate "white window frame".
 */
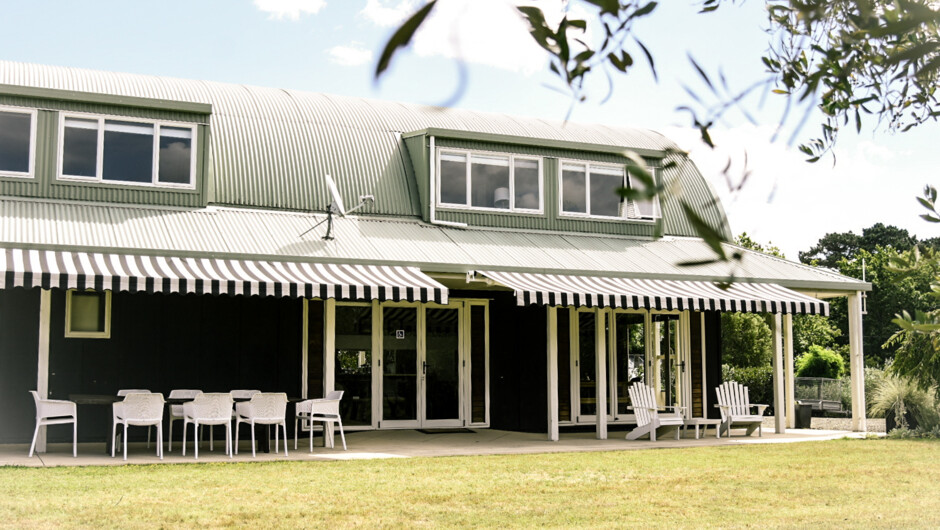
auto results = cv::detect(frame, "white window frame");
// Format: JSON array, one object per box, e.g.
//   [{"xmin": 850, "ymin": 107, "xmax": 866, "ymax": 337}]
[
  {"xmin": 0, "ymin": 105, "xmax": 38, "ymax": 180},
  {"xmin": 64, "ymin": 289, "xmax": 112, "ymax": 339},
  {"xmin": 558, "ymin": 159, "xmax": 661, "ymax": 221},
  {"xmin": 436, "ymin": 147, "xmax": 544, "ymax": 214},
  {"xmin": 627, "ymin": 166, "xmax": 662, "ymax": 220},
  {"xmin": 56, "ymin": 112, "xmax": 198, "ymax": 190}
]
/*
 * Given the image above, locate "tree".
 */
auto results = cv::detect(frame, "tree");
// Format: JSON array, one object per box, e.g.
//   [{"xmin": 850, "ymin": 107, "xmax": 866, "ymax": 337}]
[
  {"xmin": 721, "ymin": 312, "xmax": 772, "ymax": 368},
  {"xmin": 799, "ymin": 223, "xmax": 918, "ymax": 268},
  {"xmin": 795, "ymin": 345, "xmax": 846, "ymax": 379},
  {"xmin": 887, "ymin": 188, "xmax": 940, "ymax": 398}
]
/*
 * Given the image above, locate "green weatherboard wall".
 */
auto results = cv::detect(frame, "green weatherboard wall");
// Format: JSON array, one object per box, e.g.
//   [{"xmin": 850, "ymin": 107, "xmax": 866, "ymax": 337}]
[
  {"xmin": 403, "ymin": 133, "xmax": 730, "ymax": 239},
  {"xmin": 0, "ymin": 89, "xmax": 210, "ymax": 209}
]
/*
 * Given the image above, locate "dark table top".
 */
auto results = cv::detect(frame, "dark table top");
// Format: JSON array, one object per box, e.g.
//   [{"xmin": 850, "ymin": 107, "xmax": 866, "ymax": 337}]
[{"xmin": 69, "ymin": 394, "xmax": 303, "ymax": 405}]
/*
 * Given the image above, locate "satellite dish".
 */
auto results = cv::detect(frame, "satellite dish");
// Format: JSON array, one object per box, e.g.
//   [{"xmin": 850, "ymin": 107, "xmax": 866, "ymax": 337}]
[
  {"xmin": 298, "ymin": 173, "xmax": 376, "ymax": 240},
  {"xmin": 324, "ymin": 173, "xmax": 346, "ymax": 216}
]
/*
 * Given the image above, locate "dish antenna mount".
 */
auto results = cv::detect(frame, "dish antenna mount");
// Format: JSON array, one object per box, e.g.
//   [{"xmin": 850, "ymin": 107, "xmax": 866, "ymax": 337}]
[{"xmin": 299, "ymin": 174, "xmax": 375, "ymax": 240}]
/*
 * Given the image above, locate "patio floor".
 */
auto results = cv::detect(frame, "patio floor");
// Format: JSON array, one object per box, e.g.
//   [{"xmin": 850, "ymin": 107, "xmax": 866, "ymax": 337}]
[{"xmin": 1, "ymin": 426, "xmax": 872, "ymax": 467}]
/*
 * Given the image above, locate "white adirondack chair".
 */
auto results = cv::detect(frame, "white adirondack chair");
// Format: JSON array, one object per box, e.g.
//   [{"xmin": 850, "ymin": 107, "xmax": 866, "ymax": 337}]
[
  {"xmin": 625, "ymin": 382, "xmax": 685, "ymax": 441},
  {"xmin": 715, "ymin": 381, "xmax": 768, "ymax": 437}
]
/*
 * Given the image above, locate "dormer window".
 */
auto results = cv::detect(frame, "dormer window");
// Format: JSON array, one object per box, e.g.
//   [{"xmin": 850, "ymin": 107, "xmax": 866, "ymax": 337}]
[
  {"xmin": 437, "ymin": 149, "xmax": 542, "ymax": 213},
  {"xmin": 560, "ymin": 160, "xmax": 660, "ymax": 220},
  {"xmin": 0, "ymin": 106, "xmax": 36, "ymax": 179},
  {"xmin": 58, "ymin": 113, "xmax": 196, "ymax": 189}
]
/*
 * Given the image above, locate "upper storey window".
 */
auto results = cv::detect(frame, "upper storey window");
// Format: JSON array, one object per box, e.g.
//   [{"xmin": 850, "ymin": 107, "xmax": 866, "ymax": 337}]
[
  {"xmin": 560, "ymin": 161, "xmax": 660, "ymax": 220},
  {"xmin": 438, "ymin": 149, "xmax": 542, "ymax": 212},
  {"xmin": 0, "ymin": 106, "xmax": 37, "ymax": 178},
  {"xmin": 58, "ymin": 114, "xmax": 196, "ymax": 188}
]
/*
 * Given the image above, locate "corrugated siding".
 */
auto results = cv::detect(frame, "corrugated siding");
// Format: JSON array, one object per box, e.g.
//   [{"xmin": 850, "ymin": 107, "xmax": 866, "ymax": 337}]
[{"xmin": 0, "ymin": 197, "xmax": 865, "ymax": 290}]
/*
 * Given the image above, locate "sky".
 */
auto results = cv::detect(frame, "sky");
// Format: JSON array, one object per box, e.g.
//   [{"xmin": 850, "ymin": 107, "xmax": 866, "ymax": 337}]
[{"xmin": 1, "ymin": 0, "xmax": 937, "ymax": 260}]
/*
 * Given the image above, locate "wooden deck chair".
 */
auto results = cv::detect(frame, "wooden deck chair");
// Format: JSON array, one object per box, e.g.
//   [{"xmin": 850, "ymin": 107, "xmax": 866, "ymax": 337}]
[
  {"xmin": 715, "ymin": 381, "xmax": 768, "ymax": 437},
  {"xmin": 625, "ymin": 382, "xmax": 685, "ymax": 441}
]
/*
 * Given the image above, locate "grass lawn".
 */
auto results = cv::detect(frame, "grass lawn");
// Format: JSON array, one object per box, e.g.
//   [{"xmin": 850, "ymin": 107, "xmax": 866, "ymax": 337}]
[{"xmin": 1, "ymin": 438, "xmax": 938, "ymax": 528}]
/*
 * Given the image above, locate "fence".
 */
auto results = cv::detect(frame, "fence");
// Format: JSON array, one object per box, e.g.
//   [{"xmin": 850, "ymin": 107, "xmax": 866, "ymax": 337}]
[{"xmin": 795, "ymin": 377, "xmax": 847, "ymax": 415}]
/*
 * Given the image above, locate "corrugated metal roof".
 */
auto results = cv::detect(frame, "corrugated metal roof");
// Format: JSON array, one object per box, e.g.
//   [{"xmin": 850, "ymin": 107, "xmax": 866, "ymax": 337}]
[
  {"xmin": 0, "ymin": 197, "xmax": 866, "ymax": 292},
  {"xmin": 0, "ymin": 61, "xmax": 727, "ymax": 237}
]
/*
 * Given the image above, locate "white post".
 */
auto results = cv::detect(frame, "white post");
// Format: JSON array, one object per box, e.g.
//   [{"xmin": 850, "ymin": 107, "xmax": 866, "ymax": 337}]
[
  {"xmin": 595, "ymin": 308, "xmax": 607, "ymax": 440},
  {"xmin": 848, "ymin": 292, "xmax": 868, "ymax": 432},
  {"xmin": 771, "ymin": 313, "xmax": 786, "ymax": 434},
  {"xmin": 546, "ymin": 306, "xmax": 559, "ymax": 442},
  {"xmin": 36, "ymin": 289, "xmax": 51, "ymax": 453},
  {"xmin": 784, "ymin": 314, "xmax": 795, "ymax": 429},
  {"xmin": 301, "ymin": 299, "xmax": 309, "ymax": 399},
  {"xmin": 323, "ymin": 298, "xmax": 336, "ymax": 447}
]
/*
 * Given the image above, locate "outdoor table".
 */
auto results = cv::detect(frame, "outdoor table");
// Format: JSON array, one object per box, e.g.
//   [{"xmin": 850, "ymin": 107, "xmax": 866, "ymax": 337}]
[
  {"xmin": 69, "ymin": 394, "xmax": 123, "ymax": 454},
  {"xmin": 683, "ymin": 418, "xmax": 722, "ymax": 439}
]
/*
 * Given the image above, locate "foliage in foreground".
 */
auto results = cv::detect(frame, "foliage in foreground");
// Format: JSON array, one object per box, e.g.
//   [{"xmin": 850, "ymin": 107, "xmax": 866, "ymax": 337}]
[
  {"xmin": 1, "ymin": 440, "xmax": 940, "ymax": 528},
  {"xmin": 869, "ymin": 371, "xmax": 940, "ymax": 430}
]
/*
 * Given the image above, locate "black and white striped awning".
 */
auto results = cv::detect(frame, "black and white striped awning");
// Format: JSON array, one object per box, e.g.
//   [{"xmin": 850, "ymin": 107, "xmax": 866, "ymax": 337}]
[
  {"xmin": 478, "ymin": 270, "xmax": 828, "ymax": 316},
  {"xmin": 0, "ymin": 248, "xmax": 447, "ymax": 304}
]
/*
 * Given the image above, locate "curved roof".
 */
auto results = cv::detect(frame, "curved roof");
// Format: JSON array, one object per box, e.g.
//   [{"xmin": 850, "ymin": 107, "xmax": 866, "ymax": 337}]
[{"xmin": 0, "ymin": 60, "xmax": 730, "ymax": 238}]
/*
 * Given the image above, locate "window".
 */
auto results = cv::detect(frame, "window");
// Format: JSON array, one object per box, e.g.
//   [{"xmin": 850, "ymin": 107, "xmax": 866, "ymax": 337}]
[
  {"xmin": 0, "ymin": 106, "xmax": 36, "ymax": 178},
  {"xmin": 65, "ymin": 290, "xmax": 111, "ymax": 339},
  {"xmin": 560, "ymin": 161, "xmax": 660, "ymax": 220},
  {"xmin": 437, "ymin": 149, "xmax": 542, "ymax": 212},
  {"xmin": 59, "ymin": 114, "xmax": 196, "ymax": 188},
  {"xmin": 627, "ymin": 168, "xmax": 662, "ymax": 219}
]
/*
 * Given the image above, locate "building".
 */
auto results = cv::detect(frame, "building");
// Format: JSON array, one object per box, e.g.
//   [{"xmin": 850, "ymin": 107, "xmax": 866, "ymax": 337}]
[{"xmin": 0, "ymin": 61, "xmax": 869, "ymax": 449}]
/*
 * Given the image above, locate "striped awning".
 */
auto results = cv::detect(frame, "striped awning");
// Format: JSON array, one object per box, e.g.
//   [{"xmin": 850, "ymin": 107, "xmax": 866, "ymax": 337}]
[
  {"xmin": 0, "ymin": 248, "xmax": 448, "ymax": 304},
  {"xmin": 478, "ymin": 270, "xmax": 828, "ymax": 316}
]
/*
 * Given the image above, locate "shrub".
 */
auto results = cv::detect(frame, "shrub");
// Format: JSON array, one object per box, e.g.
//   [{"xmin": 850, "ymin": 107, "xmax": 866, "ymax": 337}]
[
  {"xmin": 721, "ymin": 364, "xmax": 774, "ymax": 415},
  {"xmin": 795, "ymin": 345, "xmax": 845, "ymax": 379},
  {"xmin": 869, "ymin": 374, "xmax": 940, "ymax": 431}
]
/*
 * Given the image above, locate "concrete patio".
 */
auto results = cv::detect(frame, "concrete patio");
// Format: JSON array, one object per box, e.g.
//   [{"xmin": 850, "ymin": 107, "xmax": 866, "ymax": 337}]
[{"xmin": 2, "ymin": 426, "xmax": 873, "ymax": 467}]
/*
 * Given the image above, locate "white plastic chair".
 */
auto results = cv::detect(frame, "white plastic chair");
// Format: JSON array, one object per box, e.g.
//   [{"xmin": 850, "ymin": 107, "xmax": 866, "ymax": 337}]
[
  {"xmin": 28, "ymin": 391, "xmax": 77, "ymax": 458},
  {"xmin": 295, "ymin": 390, "xmax": 347, "ymax": 451},
  {"xmin": 167, "ymin": 389, "xmax": 202, "ymax": 452},
  {"xmin": 231, "ymin": 389, "xmax": 261, "ymax": 400},
  {"xmin": 234, "ymin": 392, "xmax": 288, "ymax": 457},
  {"xmin": 117, "ymin": 389, "xmax": 153, "ymax": 448},
  {"xmin": 182, "ymin": 393, "xmax": 234, "ymax": 459},
  {"xmin": 112, "ymin": 392, "xmax": 165, "ymax": 460}
]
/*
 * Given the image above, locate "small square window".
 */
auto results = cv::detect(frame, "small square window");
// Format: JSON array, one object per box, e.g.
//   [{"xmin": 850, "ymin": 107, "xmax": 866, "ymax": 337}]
[{"xmin": 65, "ymin": 290, "xmax": 111, "ymax": 339}]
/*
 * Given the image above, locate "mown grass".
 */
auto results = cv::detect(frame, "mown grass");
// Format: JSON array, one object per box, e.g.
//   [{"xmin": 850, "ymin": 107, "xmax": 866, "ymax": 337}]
[{"xmin": 1, "ymin": 438, "xmax": 938, "ymax": 528}]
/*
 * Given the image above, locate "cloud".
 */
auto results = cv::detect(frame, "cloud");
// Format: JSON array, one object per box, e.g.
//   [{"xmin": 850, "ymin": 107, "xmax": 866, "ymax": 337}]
[
  {"xmin": 403, "ymin": 0, "xmax": 588, "ymax": 75},
  {"xmin": 662, "ymin": 125, "xmax": 930, "ymax": 261},
  {"xmin": 360, "ymin": 0, "xmax": 420, "ymax": 28},
  {"xmin": 327, "ymin": 43, "xmax": 374, "ymax": 66},
  {"xmin": 253, "ymin": 0, "xmax": 326, "ymax": 20}
]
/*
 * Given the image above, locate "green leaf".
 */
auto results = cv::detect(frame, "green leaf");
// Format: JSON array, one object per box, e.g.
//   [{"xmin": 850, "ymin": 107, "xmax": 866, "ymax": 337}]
[
  {"xmin": 681, "ymin": 201, "xmax": 727, "ymax": 260},
  {"xmin": 375, "ymin": 1, "xmax": 437, "ymax": 80}
]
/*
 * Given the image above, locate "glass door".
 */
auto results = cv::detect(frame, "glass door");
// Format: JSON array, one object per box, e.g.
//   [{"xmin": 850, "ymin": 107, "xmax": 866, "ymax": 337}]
[
  {"xmin": 423, "ymin": 306, "xmax": 462, "ymax": 427},
  {"xmin": 380, "ymin": 303, "xmax": 466, "ymax": 428},
  {"xmin": 382, "ymin": 305, "xmax": 419, "ymax": 427},
  {"xmin": 613, "ymin": 312, "xmax": 646, "ymax": 419},
  {"xmin": 654, "ymin": 314, "xmax": 681, "ymax": 409}
]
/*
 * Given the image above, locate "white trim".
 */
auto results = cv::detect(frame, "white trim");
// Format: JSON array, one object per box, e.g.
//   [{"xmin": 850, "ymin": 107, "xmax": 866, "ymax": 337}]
[
  {"xmin": 546, "ymin": 306, "xmax": 559, "ymax": 441},
  {"xmin": 371, "ymin": 299, "xmax": 382, "ymax": 429},
  {"xmin": 301, "ymin": 299, "xmax": 309, "ymax": 399},
  {"xmin": 64, "ymin": 289, "xmax": 112, "ymax": 339},
  {"xmin": 323, "ymin": 298, "xmax": 336, "ymax": 446},
  {"xmin": 35, "ymin": 289, "xmax": 51, "ymax": 453},
  {"xmin": 56, "ymin": 111, "xmax": 198, "ymax": 190},
  {"xmin": 771, "ymin": 314, "xmax": 786, "ymax": 434},
  {"xmin": 594, "ymin": 308, "xmax": 608, "ymax": 439},
  {"xmin": 784, "ymin": 313, "xmax": 795, "ymax": 429},
  {"xmin": 0, "ymin": 105, "xmax": 38, "ymax": 180},
  {"xmin": 699, "ymin": 312, "xmax": 707, "ymax": 418},
  {"xmin": 435, "ymin": 147, "xmax": 544, "ymax": 214},
  {"xmin": 848, "ymin": 292, "xmax": 867, "ymax": 432}
]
